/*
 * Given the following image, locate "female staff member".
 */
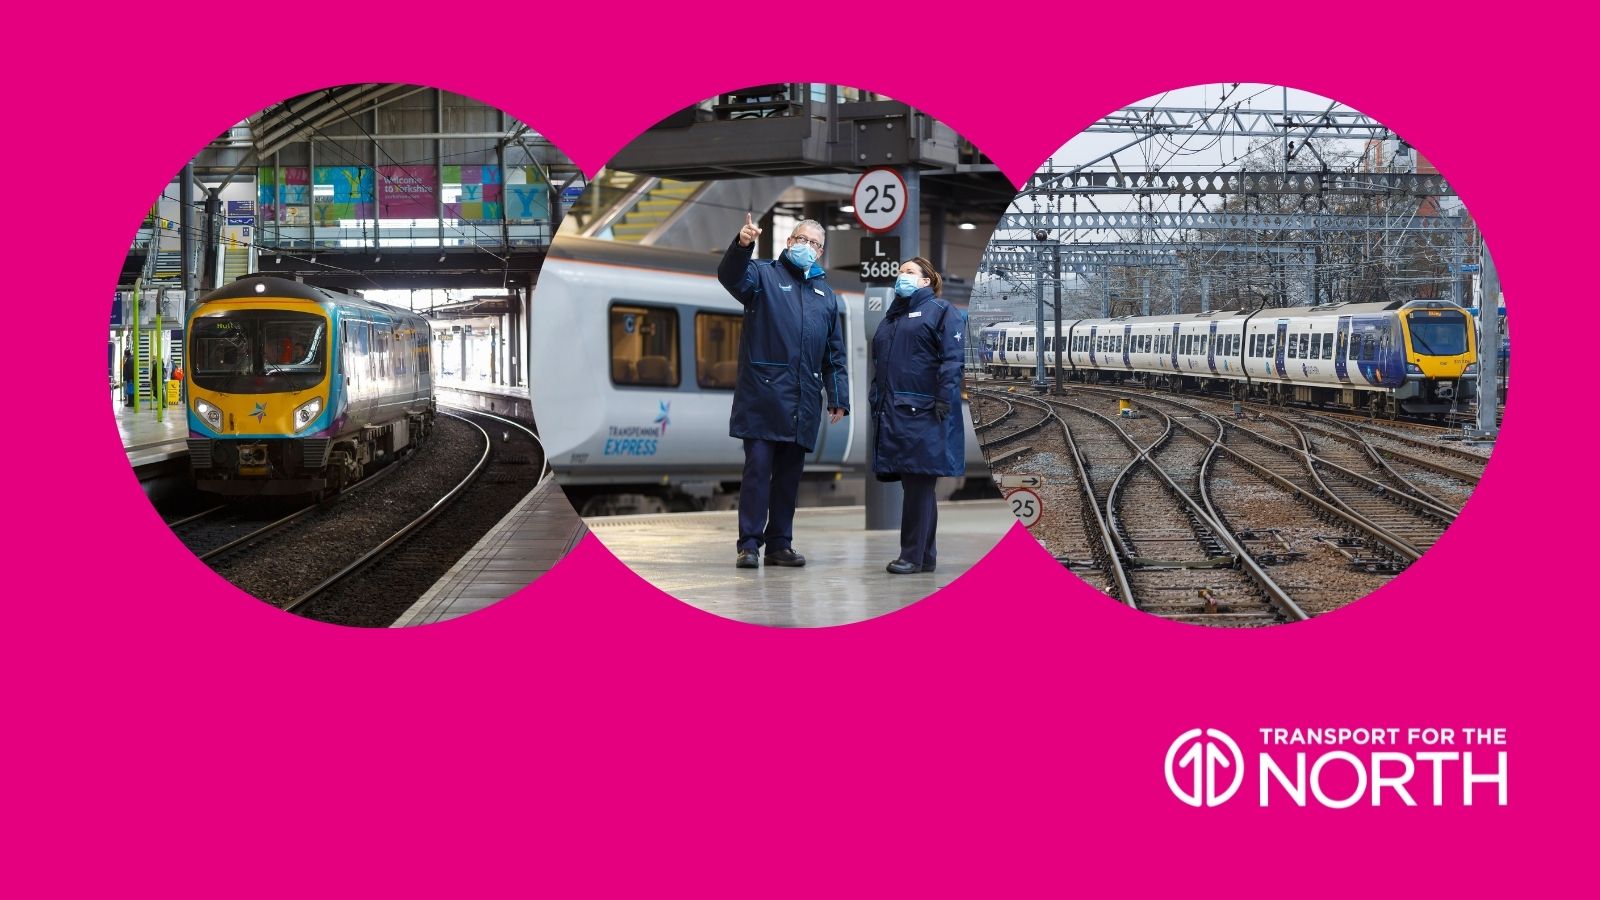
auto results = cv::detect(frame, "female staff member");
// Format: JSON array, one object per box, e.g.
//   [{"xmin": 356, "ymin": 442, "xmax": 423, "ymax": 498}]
[{"xmin": 869, "ymin": 257, "xmax": 966, "ymax": 574}]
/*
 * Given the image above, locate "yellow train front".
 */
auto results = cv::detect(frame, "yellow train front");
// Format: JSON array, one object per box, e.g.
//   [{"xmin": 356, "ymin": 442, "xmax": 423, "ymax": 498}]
[
  {"xmin": 185, "ymin": 276, "xmax": 435, "ymax": 497},
  {"xmin": 1394, "ymin": 299, "xmax": 1478, "ymax": 415}
]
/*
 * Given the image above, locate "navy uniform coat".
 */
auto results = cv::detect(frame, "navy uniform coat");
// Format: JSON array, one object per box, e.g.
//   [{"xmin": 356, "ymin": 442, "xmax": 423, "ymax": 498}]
[
  {"xmin": 717, "ymin": 239, "xmax": 850, "ymax": 452},
  {"xmin": 869, "ymin": 287, "xmax": 966, "ymax": 478}
]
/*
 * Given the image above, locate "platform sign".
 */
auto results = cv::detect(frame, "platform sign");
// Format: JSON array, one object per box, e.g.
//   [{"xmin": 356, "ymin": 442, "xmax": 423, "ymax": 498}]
[
  {"xmin": 859, "ymin": 235, "xmax": 900, "ymax": 285},
  {"xmin": 852, "ymin": 167, "xmax": 908, "ymax": 233},
  {"xmin": 1006, "ymin": 488, "xmax": 1042, "ymax": 527},
  {"xmin": 997, "ymin": 474, "xmax": 1046, "ymax": 489}
]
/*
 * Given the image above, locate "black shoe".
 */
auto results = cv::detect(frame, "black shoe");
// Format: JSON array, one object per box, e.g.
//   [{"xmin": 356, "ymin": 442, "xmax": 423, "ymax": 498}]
[
  {"xmin": 886, "ymin": 559, "xmax": 920, "ymax": 575},
  {"xmin": 922, "ymin": 562, "xmax": 937, "ymax": 572},
  {"xmin": 765, "ymin": 547, "xmax": 806, "ymax": 567},
  {"xmin": 736, "ymin": 549, "xmax": 760, "ymax": 569}
]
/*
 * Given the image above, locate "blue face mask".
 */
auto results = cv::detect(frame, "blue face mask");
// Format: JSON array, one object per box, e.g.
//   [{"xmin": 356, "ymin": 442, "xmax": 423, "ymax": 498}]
[
  {"xmin": 894, "ymin": 274, "xmax": 924, "ymax": 297},
  {"xmin": 787, "ymin": 243, "xmax": 817, "ymax": 272}
]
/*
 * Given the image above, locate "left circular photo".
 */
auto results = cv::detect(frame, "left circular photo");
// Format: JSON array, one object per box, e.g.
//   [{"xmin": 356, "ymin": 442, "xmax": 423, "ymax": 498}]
[{"xmin": 113, "ymin": 84, "xmax": 586, "ymax": 627}]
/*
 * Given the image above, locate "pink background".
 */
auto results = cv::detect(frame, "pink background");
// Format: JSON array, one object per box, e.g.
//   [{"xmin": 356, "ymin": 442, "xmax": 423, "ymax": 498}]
[{"xmin": 6, "ymin": 3, "xmax": 1593, "ymax": 895}]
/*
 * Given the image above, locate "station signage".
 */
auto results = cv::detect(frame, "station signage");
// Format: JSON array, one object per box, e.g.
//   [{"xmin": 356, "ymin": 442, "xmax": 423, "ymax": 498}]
[
  {"xmin": 852, "ymin": 168, "xmax": 908, "ymax": 233},
  {"xmin": 858, "ymin": 235, "xmax": 900, "ymax": 285},
  {"xmin": 1006, "ymin": 488, "xmax": 1042, "ymax": 527}
]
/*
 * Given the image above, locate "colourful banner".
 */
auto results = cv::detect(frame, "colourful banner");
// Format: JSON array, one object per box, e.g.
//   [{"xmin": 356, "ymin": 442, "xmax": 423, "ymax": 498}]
[{"xmin": 378, "ymin": 165, "xmax": 438, "ymax": 219}]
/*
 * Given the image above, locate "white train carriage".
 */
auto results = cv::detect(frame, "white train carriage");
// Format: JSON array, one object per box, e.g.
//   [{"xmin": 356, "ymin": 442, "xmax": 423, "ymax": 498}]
[
  {"xmin": 531, "ymin": 237, "xmax": 989, "ymax": 515},
  {"xmin": 979, "ymin": 299, "xmax": 1476, "ymax": 415}
]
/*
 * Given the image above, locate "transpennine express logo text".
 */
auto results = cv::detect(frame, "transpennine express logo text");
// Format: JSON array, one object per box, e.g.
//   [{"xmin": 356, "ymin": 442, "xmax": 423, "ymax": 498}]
[{"xmin": 1165, "ymin": 726, "xmax": 1509, "ymax": 808}]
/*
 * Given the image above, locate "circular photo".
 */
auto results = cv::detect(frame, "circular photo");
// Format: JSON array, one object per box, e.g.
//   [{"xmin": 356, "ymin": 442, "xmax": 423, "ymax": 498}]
[
  {"xmin": 969, "ymin": 83, "xmax": 1502, "ymax": 627},
  {"xmin": 113, "ymin": 84, "xmax": 585, "ymax": 626},
  {"xmin": 530, "ymin": 84, "xmax": 1019, "ymax": 627}
]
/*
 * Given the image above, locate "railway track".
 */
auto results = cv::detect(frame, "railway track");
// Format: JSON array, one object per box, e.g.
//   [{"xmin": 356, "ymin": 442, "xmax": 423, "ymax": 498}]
[
  {"xmin": 973, "ymin": 382, "xmax": 1479, "ymax": 623},
  {"xmin": 285, "ymin": 407, "xmax": 550, "ymax": 624},
  {"xmin": 170, "ymin": 465, "xmax": 400, "ymax": 563},
  {"xmin": 1051, "ymin": 398, "xmax": 1288, "ymax": 626}
]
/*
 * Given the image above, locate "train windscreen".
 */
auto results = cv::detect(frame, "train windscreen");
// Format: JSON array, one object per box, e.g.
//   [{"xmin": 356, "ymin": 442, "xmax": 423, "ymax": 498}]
[
  {"xmin": 1407, "ymin": 312, "xmax": 1469, "ymax": 357},
  {"xmin": 191, "ymin": 310, "xmax": 329, "ymax": 393}
]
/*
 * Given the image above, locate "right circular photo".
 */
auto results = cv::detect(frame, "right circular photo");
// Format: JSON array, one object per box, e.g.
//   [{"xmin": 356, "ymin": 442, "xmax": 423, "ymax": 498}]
[{"xmin": 969, "ymin": 83, "xmax": 1503, "ymax": 627}]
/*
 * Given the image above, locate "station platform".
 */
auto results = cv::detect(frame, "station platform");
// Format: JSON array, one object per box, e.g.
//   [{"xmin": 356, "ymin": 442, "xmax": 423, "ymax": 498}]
[
  {"xmin": 114, "ymin": 393, "xmax": 189, "ymax": 468},
  {"xmin": 391, "ymin": 477, "xmax": 588, "ymax": 627},
  {"xmin": 435, "ymin": 380, "xmax": 535, "ymax": 421},
  {"xmin": 585, "ymin": 500, "xmax": 1013, "ymax": 627}
]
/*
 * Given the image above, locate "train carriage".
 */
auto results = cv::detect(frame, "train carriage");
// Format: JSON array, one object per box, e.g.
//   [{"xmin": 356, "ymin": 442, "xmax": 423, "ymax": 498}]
[
  {"xmin": 978, "ymin": 299, "xmax": 1476, "ymax": 416},
  {"xmin": 185, "ymin": 275, "xmax": 435, "ymax": 496},
  {"xmin": 531, "ymin": 237, "xmax": 988, "ymax": 515}
]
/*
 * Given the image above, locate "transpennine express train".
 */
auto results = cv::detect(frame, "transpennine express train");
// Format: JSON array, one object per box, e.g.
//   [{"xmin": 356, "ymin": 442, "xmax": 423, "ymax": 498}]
[
  {"xmin": 185, "ymin": 275, "xmax": 435, "ymax": 496},
  {"xmin": 977, "ymin": 299, "xmax": 1477, "ymax": 416},
  {"xmin": 529, "ymin": 237, "xmax": 987, "ymax": 515}
]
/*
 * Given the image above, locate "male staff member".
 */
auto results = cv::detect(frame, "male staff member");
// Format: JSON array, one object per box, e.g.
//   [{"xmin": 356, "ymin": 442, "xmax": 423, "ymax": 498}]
[{"xmin": 718, "ymin": 215, "xmax": 849, "ymax": 569}]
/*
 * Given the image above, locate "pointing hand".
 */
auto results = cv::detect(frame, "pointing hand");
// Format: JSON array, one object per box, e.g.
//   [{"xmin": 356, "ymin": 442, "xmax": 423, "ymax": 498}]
[{"xmin": 738, "ymin": 212, "xmax": 762, "ymax": 247}]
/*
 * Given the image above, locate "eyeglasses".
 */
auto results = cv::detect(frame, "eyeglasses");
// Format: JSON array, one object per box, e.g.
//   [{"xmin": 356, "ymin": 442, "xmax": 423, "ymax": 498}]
[{"xmin": 789, "ymin": 235, "xmax": 824, "ymax": 251}]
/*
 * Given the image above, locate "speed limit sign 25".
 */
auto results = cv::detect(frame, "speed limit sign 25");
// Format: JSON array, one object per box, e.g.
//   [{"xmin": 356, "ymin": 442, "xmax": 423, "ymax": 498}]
[
  {"xmin": 1007, "ymin": 488, "xmax": 1042, "ymax": 527},
  {"xmin": 852, "ymin": 168, "xmax": 908, "ymax": 233}
]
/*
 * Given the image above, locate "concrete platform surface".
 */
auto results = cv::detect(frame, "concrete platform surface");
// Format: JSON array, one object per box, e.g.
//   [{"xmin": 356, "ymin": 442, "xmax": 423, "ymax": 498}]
[
  {"xmin": 392, "ymin": 478, "xmax": 587, "ymax": 627},
  {"xmin": 586, "ymin": 500, "xmax": 1012, "ymax": 627},
  {"xmin": 113, "ymin": 394, "xmax": 190, "ymax": 467}
]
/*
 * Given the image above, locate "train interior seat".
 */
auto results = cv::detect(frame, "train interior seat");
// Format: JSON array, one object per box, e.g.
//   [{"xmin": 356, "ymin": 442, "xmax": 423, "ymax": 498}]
[
  {"xmin": 635, "ymin": 355, "xmax": 672, "ymax": 384},
  {"xmin": 613, "ymin": 359, "xmax": 637, "ymax": 383},
  {"xmin": 705, "ymin": 360, "xmax": 739, "ymax": 388}
]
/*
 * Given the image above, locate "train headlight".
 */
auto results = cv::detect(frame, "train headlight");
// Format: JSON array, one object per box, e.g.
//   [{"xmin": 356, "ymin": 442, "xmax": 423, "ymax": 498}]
[
  {"xmin": 195, "ymin": 399, "xmax": 223, "ymax": 431},
  {"xmin": 1463, "ymin": 363, "xmax": 1479, "ymax": 376},
  {"xmin": 1406, "ymin": 363, "xmax": 1423, "ymax": 375},
  {"xmin": 293, "ymin": 397, "xmax": 324, "ymax": 431}
]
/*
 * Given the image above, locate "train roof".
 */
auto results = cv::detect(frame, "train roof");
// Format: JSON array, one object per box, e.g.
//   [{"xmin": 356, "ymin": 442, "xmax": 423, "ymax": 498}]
[
  {"xmin": 548, "ymin": 234, "xmax": 877, "ymax": 296},
  {"xmin": 198, "ymin": 275, "xmax": 428, "ymax": 321}
]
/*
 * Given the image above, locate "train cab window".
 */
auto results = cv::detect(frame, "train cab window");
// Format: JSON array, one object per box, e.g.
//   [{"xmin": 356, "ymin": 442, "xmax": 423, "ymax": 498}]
[
  {"xmin": 610, "ymin": 304, "xmax": 680, "ymax": 387},
  {"xmin": 695, "ymin": 312, "xmax": 742, "ymax": 389}
]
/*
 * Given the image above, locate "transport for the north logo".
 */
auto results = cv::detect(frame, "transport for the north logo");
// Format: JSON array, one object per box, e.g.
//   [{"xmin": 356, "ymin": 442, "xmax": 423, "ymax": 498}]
[{"xmin": 1165, "ymin": 727, "xmax": 1509, "ymax": 808}]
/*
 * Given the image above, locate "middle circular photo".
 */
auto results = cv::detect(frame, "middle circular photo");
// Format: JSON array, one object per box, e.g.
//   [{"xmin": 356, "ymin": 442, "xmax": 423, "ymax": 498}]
[{"xmin": 530, "ymin": 84, "xmax": 1017, "ymax": 627}]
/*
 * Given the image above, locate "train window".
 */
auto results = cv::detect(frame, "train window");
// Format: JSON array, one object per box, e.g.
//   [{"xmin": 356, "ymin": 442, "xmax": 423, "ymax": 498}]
[
  {"xmin": 610, "ymin": 304, "xmax": 680, "ymax": 387},
  {"xmin": 1362, "ymin": 335, "xmax": 1377, "ymax": 360},
  {"xmin": 1322, "ymin": 334, "xmax": 1334, "ymax": 360},
  {"xmin": 695, "ymin": 312, "xmax": 742, "ymax": 389},
  {"xmin": 1298, "ymin": 334, "xmax": 1309, "ymax": 359},
  {"xmin": 1310, "ymin": 334, "xmax": 1320, "ymax": 358},
  {"xmin": 1266, "ymin": 334, "xmax": 1276, "ymax": 357},
  {"xmin": 1348, "ymin": 334, "xmax": 1360, "ymax": 360},
  {"xmin": 1287, "ymin": 334, "xmax": 1298, "ymax": 359}
]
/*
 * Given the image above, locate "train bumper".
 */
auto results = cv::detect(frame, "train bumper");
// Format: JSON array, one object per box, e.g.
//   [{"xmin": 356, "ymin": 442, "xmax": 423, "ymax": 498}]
[{"xmin": 187, "ymin": 437, "xmax": 335, "ymax": 495}]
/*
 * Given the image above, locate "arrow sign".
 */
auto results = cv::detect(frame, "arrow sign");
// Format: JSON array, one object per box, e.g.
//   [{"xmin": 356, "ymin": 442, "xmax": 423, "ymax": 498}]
[{"xmin": 997, "ymin": 474, "xmax": 1046, "ymax": 488}]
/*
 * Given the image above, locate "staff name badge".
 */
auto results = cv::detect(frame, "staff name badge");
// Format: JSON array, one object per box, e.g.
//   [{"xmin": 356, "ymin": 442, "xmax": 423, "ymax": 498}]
[{"xmin": 909, "ymin": 311, "xmax": 922, "ymax": 318}]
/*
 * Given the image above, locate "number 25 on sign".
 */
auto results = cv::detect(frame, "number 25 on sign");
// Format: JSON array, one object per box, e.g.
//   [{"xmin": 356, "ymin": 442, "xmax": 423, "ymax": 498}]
[{"xmin": 1007, "ymin": 488, "xmax": 1042, "ymax": 527}]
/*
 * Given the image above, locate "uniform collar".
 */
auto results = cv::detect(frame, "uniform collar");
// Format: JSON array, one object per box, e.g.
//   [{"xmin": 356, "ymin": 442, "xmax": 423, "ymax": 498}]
[{"xmin": 888, "ymin": 286, "xmax": 936, "ymax": 316}]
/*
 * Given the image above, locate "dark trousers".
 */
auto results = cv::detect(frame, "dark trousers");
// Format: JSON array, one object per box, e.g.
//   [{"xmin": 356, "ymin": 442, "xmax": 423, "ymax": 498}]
[
  {"xmin": 738, "ymin": 438, "xmax": 807, "ymax": 551},
  {"xmin": 898, "ymin": 473, "xmax": 939, "ymax": 566}
]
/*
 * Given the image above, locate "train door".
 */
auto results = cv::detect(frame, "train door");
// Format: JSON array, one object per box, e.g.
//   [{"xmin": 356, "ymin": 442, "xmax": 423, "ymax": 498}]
[
  {"xmin": 1334, "ymin": 316, "xmax": 1352, "ymax": 382},
  {"xmin": 1168, "ymin": 324, "xmax": 1180, "ymax": 371},
  {"xmin": 1087, "ymin": 325, "xmax": 1099, "ymax": 368},
  {"xmin": 346, "ymin": 318, "xmax": 373, "ymax": 421},
  {"xmin": 1206, "ymin": 322, "xmax": 1219, "ymax": 374},
  {"xmin": 1273, "ymin": 319, "xmax": 1289, "ymax": 379},
  {"xmin": 811, "ymin": 302, "xmax": 855, "ymax": 465},
  {"xmin": 1121, "ymin": 324, "xmax": 1133, "ymax": 370}
]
